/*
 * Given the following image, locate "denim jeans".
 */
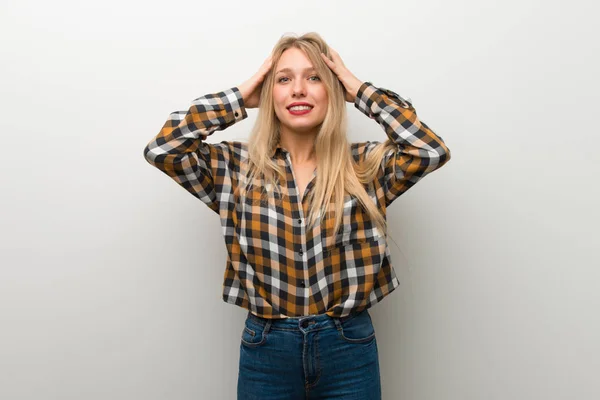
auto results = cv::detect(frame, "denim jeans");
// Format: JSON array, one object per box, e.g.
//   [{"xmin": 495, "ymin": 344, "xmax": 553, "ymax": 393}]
[{"xmin": 237, "ymin": 308, "xmax": 381, "ymax": 399}]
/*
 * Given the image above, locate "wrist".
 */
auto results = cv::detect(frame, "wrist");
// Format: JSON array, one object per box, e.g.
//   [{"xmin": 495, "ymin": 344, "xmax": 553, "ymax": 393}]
[
  {"xmin": 237, "ymin": 83, "xmax": 249, "ymax": 99},
  {"xmin": 347, "ymin": 76, "xmax": 362, "ymax": 100}
]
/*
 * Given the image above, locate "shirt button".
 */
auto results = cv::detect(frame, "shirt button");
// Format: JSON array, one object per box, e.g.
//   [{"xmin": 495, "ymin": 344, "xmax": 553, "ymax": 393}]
[
  {"xmin": 300, "ymin": 281, "xmax": 306, "ymax": 287},
  {"xmin": 299, "ymin": 250, "xmax": 303, "ymax": 256},
  {"xmin": 298, "ymin": 218, "xmax": 302, "ymax": 224},
  {"xmin": 234, "ymin": 111, "xmax": 239, "ymax": 117}
]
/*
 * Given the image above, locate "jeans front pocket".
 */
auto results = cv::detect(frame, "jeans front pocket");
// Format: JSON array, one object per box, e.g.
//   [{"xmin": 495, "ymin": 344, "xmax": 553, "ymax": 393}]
[
  {"xmin": 338, "ymin": 310, "xmax": 376, "ymax": 344},
  {"xmin": 240, "ymin": 316, "xmax": 268, "ymax": 348}
]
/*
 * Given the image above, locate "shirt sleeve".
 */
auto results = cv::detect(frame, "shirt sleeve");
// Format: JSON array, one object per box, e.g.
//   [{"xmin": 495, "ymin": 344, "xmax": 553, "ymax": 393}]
[
  {"xmin": 143, "ymin": 87, "xmax": 247, "ymax": 213},
  {"xmin": 354, "ymin": 82, "xmax": 451, "ymax": 207}
]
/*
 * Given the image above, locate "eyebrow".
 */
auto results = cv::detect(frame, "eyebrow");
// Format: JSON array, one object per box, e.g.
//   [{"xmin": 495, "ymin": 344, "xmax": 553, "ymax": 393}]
[{"xmin": 275, "ymin": 67, "xmax": 317, "ymax": 74}]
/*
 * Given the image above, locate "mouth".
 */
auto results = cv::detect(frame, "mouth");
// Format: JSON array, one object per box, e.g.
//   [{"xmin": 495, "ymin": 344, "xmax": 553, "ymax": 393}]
[{"xmin": 287, "ymin": 104, "xmax": 314, "ymax": 116}]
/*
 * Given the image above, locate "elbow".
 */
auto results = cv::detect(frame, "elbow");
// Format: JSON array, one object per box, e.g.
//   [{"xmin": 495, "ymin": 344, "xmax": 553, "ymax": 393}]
[
  {"xmin": 437, "ymin": 142, "xmax": 451, "ymax": 167},
  {"xmin": 143, "ymin": 142, "xmax": 157, "ymax": 166},
  {"xmin": 441, "ymin": 146, "xmax": 451, "ymax": 164},
  {"xmin": 426, "ymin": 146, "xmax": 450, "ymax": 172}
]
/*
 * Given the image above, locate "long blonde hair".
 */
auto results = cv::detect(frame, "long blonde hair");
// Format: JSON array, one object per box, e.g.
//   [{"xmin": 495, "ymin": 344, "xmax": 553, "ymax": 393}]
[{"xmin": 238, "ymin": 32, "xmax": 396, "ymax": 241}]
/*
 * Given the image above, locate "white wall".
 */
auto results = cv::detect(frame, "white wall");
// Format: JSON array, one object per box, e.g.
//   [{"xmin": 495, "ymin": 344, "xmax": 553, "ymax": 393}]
[{"xmin": 1, "ymin": 0, "xmax": 598, "ymax": 399}]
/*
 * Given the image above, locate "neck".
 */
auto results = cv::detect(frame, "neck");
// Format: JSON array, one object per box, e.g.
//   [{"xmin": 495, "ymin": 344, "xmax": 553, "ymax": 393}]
[{"xmin": 279, "ymin": 128, "xmax": 318, "ymax": 164}]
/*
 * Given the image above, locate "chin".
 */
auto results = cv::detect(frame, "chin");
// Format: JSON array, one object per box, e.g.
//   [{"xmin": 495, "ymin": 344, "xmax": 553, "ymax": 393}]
[
  {"xmin": 286, "ymin": 123, "xmax": 321, "ymax": 133},
  {"xmin": 282, "ymin": 117, "xmax": 325, "ymax": 132}
]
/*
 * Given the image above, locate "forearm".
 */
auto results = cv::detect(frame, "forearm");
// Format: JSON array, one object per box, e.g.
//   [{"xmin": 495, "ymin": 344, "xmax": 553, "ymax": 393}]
[
  {"xmin": 144, "ymin": 87, "xmax": 247, "ymax": 166},
  {"xmin": 354, "ymin": 81, "xmax": 451, "ymax": 175},
  {"xmin": 142, "ymin": 87, "xmax": 247, "ymax": 210}
]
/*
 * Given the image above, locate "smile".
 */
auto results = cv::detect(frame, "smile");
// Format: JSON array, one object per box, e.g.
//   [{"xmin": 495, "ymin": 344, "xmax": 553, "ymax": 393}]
[{"xmin": 288, "ymin": 106, "xmax": 313, "ymax": 116}]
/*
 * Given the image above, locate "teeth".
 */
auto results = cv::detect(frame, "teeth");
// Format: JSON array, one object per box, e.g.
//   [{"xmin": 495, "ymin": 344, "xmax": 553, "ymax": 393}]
[{"xmin": 289, "ymin": 105, "xmax": 312, "ymax": 111}]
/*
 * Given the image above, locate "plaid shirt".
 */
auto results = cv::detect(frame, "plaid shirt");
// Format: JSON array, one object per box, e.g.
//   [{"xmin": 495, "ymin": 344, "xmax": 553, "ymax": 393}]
[{"xmin": 144, "ymin": 82, "xmax": 451, "ymax": 319}]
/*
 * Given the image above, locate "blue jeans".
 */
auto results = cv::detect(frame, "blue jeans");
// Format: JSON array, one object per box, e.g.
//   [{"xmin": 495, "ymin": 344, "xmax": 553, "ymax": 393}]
[{"xmin": 237, "ymin": 309, "xmax": 381, "ymax": 399}]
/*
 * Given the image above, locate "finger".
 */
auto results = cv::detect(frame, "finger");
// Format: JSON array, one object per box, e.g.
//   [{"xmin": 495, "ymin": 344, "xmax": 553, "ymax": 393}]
[
  {"xmin": 330, "ymin": 50, "xmax": 344, "ymax": 67},
  {"xmin": 320, "ymin": 53, "xmax": 336, "ymax": 71},
  {"xmin": 258, "ymin": 56, "xmax": 273, "ymax": 77},
  {"xmin": 320, "ymin": 52, "xmax": 332, "ymax": 64},
  {"xmin": 263, "ymin": 56, "xmax": 273, "ymax": 70},
  {"xmin": 329, "ymin": 48, "xmax": 347, "ymax": 67}
]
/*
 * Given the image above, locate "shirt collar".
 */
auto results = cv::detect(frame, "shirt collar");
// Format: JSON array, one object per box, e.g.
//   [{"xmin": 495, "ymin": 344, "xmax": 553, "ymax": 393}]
[{"xmin": 269, "ymin": 140, "xmax": 287, "ymax": 158}]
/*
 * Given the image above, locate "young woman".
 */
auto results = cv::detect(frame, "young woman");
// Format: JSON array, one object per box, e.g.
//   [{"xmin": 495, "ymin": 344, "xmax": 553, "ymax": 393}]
[{"xmin": 144, "ymin": 32, "xmax": 451, "ymax": 400}]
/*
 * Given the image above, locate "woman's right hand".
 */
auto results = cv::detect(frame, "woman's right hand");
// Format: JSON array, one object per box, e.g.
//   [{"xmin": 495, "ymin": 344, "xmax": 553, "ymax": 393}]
[{"xmin": 237, "ymin": 55, "xmax": 273, "ymax": 109}]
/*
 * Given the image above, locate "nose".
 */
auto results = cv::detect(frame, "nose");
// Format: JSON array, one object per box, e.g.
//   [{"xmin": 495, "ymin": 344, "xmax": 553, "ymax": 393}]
[{"xmin": 292, "ymin": 79, "xmax": 306, "ymax": 97}]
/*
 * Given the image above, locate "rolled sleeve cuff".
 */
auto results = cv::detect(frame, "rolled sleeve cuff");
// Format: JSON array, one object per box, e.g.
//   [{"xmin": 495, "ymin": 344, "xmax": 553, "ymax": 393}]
[
  {"xmin": 354, "ymin": 81, "xmax": 413, "ymax": 117},
  {"xmin": 228, "ymin": 87, "xmax": 248, "ymax": 123}
]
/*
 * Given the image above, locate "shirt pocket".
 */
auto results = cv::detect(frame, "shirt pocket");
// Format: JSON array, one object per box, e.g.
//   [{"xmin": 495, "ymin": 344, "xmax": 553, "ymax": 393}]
[{"xmin": 322, "ymin": 194, "xmax": 382, "ymax": 254}]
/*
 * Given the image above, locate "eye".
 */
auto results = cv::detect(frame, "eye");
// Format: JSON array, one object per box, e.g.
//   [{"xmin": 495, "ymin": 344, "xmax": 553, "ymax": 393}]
[
  {"xmin": 277, "ymin": 76, "xmax": 289, "ymax": 83},
  {"xmin": 309, "ymin": 75, "xmax": 321, "ymax": 81}
]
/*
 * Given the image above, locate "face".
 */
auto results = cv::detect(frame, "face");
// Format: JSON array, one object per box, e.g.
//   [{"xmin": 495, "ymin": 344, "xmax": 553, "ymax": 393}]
[{"xmin": 272, "ymin": 47, "xmax": 328, "ymax": 135}]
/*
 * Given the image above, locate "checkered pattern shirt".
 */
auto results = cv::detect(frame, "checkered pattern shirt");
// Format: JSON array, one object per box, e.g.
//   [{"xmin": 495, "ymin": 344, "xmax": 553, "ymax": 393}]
[{"xmin": 143, "ymin": 82, "xmax": 451, "ymax": 319}]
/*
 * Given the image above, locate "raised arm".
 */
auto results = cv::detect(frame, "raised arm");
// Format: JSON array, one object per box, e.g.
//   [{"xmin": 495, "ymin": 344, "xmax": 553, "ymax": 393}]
[
  {"xmin": 354, "ymin": 82, "xmax": 451, "ymax": 206},
  {"xmin": 143, "ymin": 89, "xmax": 247, "ymax": 213},
  {"xmin": 321, "ymin": 48, "xmax": 451, "ymax": 206},
  {"xmin": 143, "ymin": 55, "xmax": 273, "ymax": 213}
]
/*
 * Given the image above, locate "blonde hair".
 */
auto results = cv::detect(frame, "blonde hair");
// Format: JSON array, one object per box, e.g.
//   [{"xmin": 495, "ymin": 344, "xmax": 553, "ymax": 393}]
[{"xmin": 238, "ymin": 32, "xmax": 396, "ymax": 241}]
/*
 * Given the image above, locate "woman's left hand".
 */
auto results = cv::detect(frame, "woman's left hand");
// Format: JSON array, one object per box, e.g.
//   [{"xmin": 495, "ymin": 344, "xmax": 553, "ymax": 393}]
[{"xmin": 320, "ymin": 48, "xmax": 363, "ymax": 103}]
